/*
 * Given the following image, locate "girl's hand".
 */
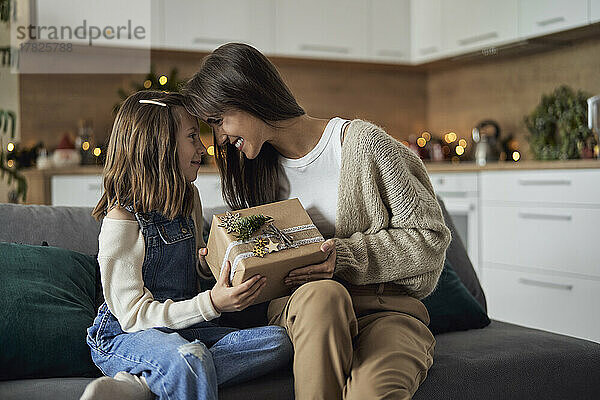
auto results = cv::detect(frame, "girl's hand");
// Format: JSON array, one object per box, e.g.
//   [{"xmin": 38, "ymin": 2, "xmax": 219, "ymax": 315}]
[
  {"xmin": 284, "ymin": 239, "xmax": 336, "ymax": 287},
  {"xmin": 198, "ymin": 247, "xmax": 211, "ymax": 275},
  {"xmin": 209, "ymin": 261, "xmax": 266, "ymax": 313}
]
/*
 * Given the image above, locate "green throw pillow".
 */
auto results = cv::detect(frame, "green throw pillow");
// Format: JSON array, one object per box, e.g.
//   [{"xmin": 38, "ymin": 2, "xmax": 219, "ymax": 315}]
[
  {"xmin": 0, "ymin": 242, "xmax": 101, "ymax": 380},
  {"xmin": 423, "ymin": 259, "xmax": 491, "ymax": 335}
]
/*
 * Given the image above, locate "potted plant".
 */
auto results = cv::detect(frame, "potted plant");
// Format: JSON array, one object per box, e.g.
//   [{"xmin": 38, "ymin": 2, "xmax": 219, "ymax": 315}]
[
  {"xmin": 0, "ymin": 109, "xmax": 27, "ymax": 203},
  {"xmin": 524, "ymin": 85, "xmax": 595, "ymax": 160}
]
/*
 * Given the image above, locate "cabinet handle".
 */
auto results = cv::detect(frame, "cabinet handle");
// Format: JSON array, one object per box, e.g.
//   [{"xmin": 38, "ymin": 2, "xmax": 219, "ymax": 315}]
[
  {"xmin": 518, "ymin": 212, "xmax": 572, "ymax": 221},
  {"xmin": 376, "ymin": 49, "xmax": 404, "ymax": 58},
  {"xmin": 536, "ymin": 16, "xmax": 565, "ymax": 27},
  {"xmin": 437, "ymin": 191, "xmax": 468, "ymax": 198},
  {"xmin": 518, "ymin": 278, "xmax": 573, "ymax": 291},
  {"xmin": 419, "ymin": 46, "xmax": 438, "ymax": 55},
  {"xmin": 192, "ymin": 38, "xmax": 229, "ymax": 46},
  {"xmin": 299, "ymin": 44, "xmax": 350, "ymax": 54},
  {"xmin": 518, "ymin": 179, "xmax": 571, "ymax": 186},
  {"xmin": 457, "ymin": 31, "xmax": 498, "ymax": 46}
]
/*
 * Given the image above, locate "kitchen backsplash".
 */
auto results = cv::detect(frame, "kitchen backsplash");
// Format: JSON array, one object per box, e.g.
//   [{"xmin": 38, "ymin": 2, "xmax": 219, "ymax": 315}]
[{"xmin": 16, "ymin": 36, "xmax": 600, "ymax": 160}]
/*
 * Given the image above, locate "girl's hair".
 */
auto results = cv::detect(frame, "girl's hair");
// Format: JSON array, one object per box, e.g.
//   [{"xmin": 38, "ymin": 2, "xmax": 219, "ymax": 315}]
[
  {"xmin": 183, "ymin": 43, "xmax": 305, "ymax": 210},
  {"xmin": 92, "ymin": 90, "xmax": 195, "ymax": 220}
]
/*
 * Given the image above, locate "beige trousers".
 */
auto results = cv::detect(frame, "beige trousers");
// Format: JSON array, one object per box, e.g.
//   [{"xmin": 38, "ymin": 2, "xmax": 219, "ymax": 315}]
[{"xmin": 267, "ymin": 280, "xmax": 435, "ymax": 400}]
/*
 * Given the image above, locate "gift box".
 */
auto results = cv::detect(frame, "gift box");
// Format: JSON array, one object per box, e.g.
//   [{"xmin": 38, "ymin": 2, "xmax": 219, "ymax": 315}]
[{"xmin": 205, "ymin": 198, "xmax": 327, "ymax": 305}]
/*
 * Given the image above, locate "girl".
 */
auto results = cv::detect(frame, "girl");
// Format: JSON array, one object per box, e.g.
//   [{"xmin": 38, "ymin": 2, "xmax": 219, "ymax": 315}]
[
  {"xmin": 184, "ymin": 43, "xmax": 452, "ymax": 400},
  {"xmin": 82, "ymin": 90, "xmax": 293, "ymax": 400}
]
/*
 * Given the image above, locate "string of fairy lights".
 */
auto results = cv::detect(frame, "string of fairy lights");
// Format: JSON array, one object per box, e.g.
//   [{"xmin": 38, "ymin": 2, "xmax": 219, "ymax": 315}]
[{"xmin": 402, "ymin": 130, "xmax": 521, "ymax": 163}]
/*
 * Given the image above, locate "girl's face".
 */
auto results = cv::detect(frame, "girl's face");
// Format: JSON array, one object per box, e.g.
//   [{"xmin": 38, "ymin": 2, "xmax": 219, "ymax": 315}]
[
  {"xmin": 176, "ymin": 108, "xmax": 207, "ymax": 182},
  {"xmin": 206, "ymin": 109, "xmax": 269, "ymax": 160}
]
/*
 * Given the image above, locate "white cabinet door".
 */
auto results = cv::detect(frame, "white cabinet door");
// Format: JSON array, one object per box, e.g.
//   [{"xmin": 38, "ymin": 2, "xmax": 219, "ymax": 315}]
[
  {"xmin": 482, "ymin": 265, "xmax": 600, "ymax": 343},
  {"xmin": 481, "ymin": 204, "xmax": 600, "ymax": 278},
  {"xmin": 151, "ymin": 0, "xmax": 165, "ymax": 49},
  {"xmin": 592, "ymin": 0, "xmax": 600, "ymax": 23},
  {"xmin": 369, "ymin": 0, "xmax": 411, "ymax": 63},
  {"xmin": 194, "ymin": 174, "xmax": 228, "ymax": 223},
  {"xmin": 51, "ymin": 175, "xmax": 103, "ymax": 207},
  {"xmin": 35, "ymin": 0, "xmax": 151, "ymax": 48},
  {"xmin": 519, "ymin": 0, "xmax": 589, "ymax": 38},
  {"xmin": 441, "ymin": 0, "xmax": 518, "ymax": 56},
  {"xmin": 480, "ymin": 170, "xmax": 600, "ymax": 206},
  {"xmin": 411, "ymin": 0, "xmax": 443, "ymax": 62},
  {"xmin": 164, "ymin": 0, "xmax": 275, "ymax": 53},
  {"xmin": 275, "ymin": 0, "xmax": 368, "ymax": 61}
]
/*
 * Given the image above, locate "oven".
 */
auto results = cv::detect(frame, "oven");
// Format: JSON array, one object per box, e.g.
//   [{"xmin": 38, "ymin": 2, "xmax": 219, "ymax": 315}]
[{"xmin": 429, "ymin": 172, "xmax": 480, "ymax": 276}]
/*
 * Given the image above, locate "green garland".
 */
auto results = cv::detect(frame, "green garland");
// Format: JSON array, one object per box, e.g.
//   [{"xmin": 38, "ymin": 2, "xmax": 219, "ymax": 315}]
[
  {"xmin": 524, "ymin": 85, "xmax": 595, "ymax": 160},
  {"xmin": 0, "ymin": 0, "xmax": 10, "ymax": 23}
]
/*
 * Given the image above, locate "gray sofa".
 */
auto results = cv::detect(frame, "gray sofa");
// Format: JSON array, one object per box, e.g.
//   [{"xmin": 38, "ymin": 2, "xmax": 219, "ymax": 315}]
[{"xmin": 1, "ymin": 201, "xmax": 599, "ymax": 400}]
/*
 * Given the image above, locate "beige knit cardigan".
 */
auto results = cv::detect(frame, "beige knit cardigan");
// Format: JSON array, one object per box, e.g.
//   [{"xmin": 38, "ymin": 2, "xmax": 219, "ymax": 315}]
[{"xmin": 334, "ymin": 120, "xmax": 452, "ymax": 299}]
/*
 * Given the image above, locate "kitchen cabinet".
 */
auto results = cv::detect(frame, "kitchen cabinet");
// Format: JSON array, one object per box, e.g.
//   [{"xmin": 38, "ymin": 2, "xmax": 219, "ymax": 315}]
[
  {"xmin": 275, "ymin": 0, "xmax": 368, "ymax": 61},
  {"xmin": 483, "ymin": 266, "xmax": 600, "ymax": 342},
  {"xmin": 592, "ymin": 0, "xmax": 600, "ymax": 23},
  {"xmin": 34, "ymin": 0, "xmax": 152, "ymax": 48},
  {"xmin": 369, "ymin": 0, "xmax": 411, "ymax": 63},
  {"xmin": 518, "ymin": 0, "xmax": 589, "ymax": 38},
  {"xmin": 441, "ymin": 0, "xmax": 519, "ymax": 57},
  {"xmin": 410, "ymin": 0, "xmax": 443, "ymax": 63},
  {"xmin": 150, "ymin": 0, "xmax": 165, "ymax": 48},
  {"xmin": 163, "ymin": 0, "xmax": 275, "ymax": 54},
  {"xmin": 193, "ymin": 173, "xmax": 228, "ymax": 223},
  {"xmin": 480, "ymin": 169, "xmax": 600, "ymax": 342},
  {"xmin": 51, "ymin": 175, "xmax": 103, "ymax": 207}
]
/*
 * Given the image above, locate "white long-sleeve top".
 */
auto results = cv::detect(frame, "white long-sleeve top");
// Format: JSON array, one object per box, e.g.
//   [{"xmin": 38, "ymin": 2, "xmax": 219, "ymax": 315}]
[{"xmin": 98, "ymin": 187, "xmax": 220, "ymax": 333}]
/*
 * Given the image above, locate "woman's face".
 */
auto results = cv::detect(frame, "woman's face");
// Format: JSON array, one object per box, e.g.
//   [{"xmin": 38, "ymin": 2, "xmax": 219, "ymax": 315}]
[
  {"xmin": 206, "ymin": 109, "xmax": 269, "ymax": 160},
  {"xmin": 176, "ymin": 108, "xmax": 207, "ymax": 182}
]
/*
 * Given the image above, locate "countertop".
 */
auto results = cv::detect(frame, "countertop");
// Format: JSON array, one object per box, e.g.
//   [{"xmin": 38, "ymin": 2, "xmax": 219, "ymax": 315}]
[
  {"xmin": 424, "ymin": 159, "xmax": 600, "ymax": 173},
  {"xmin": 20, "ymin": 159, "xmax": 600, "ymax": 177},
  {"xmin": 21, "ymin": 165, "xmax": 219, "ymax": 176}
]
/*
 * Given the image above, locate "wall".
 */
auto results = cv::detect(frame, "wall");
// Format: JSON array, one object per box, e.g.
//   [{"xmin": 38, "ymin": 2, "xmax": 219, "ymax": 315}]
[
  {"xmin": 1, "ymin": 17, "xmax": 20, "ymax": 202},
  {"xmin": 427, "ymin": 36, "xmax": 600, "ymax": 158},
  {"xmin": 18, "ymin": 50, "xmax": 427, "ymax": 150},
  {"xmin": 15, "ymin": 36, "xmax": 600, "ymax": 157}
]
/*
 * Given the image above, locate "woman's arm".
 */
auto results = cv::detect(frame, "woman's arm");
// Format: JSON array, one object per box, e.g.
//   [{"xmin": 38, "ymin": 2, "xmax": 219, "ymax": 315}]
[{"xmin": 333, "ymin": 122, "xmax": 451, "ymax": 299}]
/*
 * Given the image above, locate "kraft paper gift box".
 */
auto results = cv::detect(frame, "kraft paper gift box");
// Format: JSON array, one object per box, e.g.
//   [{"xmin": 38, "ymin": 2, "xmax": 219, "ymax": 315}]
[{"xmin": 205, "ymin": 198, "xmax": 328, "ymax": 305}]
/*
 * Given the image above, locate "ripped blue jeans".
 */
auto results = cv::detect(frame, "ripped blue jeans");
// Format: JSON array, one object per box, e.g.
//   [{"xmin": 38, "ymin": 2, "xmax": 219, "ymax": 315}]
[{"xmin": 87, "ymin": 303, "xmax": 292, "ymax": 400}]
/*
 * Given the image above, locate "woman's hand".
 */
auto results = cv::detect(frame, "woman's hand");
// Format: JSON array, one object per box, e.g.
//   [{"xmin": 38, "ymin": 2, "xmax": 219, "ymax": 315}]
[
  {"xmin": 209, "ymin": 260, "xmax": 266, "ymax": 313},
  {"xmin": 284, "ymin": 239, "xmax": 336, "ymax": 287}
]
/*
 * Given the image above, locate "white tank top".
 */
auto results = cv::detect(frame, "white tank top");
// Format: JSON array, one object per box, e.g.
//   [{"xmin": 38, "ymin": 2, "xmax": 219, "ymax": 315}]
[{"xmin": 279, "ymin": 117, "xmax": 350, "ymax": 239}]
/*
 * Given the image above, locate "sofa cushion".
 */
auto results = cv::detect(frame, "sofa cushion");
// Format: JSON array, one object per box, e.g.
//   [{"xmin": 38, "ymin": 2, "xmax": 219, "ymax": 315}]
[
  {"xmin": 422, "ymin": 259, "xmax": 490, "ymax": 334},
  {"xmin": 437, "ymin": 198, "xmax": 487, "ymax": 311},
  {"xmin": 0, "ymin": 204, "xmax": 100, "ymax": 255},
  {"xmin": 0, "ymin": 243, "xmax": 101, "ymax": 380},
  {"xmin": 413, "ymin": 320, "xmax": 600, "ymax": 400}
]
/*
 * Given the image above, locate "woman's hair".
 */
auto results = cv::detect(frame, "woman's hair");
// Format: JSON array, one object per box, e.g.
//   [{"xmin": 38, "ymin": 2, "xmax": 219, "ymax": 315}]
[
  {"xmin": 183, "ymin": 43, "xmax": 305, "ymax": 210},
  {"xmin": 92, "ymin": 90, "xmax": 195, "ymax": 220}
]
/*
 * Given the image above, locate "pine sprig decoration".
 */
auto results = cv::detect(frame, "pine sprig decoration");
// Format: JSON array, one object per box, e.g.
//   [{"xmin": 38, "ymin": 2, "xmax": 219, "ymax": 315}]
[
  {"xmin": 219, "ymin": 212, "xmax": 273, "ymax": 241},
  {"xmin": 233, "ymin": 214, "xmax": 273, "ymax": 241}
]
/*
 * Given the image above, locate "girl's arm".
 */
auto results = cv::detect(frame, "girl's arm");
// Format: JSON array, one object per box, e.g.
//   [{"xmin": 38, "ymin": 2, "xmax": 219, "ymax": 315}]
[{"xmin": 98, "ymin": 216, "xmax": 220, "ymax": 333}]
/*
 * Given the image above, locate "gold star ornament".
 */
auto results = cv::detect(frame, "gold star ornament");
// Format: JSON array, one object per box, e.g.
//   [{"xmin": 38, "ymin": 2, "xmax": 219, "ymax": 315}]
[{"xmin": 266, "ymin": 239, "xmax": 281, "ymax": 253}]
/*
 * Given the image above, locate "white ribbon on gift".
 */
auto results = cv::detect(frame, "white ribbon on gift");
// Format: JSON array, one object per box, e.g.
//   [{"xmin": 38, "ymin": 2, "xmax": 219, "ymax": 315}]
[{"xmin": 219, "ymin": 224, "xmax": 324, "ymax": 281}]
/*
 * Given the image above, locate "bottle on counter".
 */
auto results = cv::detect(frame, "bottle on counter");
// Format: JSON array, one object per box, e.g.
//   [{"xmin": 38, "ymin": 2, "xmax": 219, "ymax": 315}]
[{"xmin": 76, "ymin": 119, "xmax": 95, "ymax": 165}]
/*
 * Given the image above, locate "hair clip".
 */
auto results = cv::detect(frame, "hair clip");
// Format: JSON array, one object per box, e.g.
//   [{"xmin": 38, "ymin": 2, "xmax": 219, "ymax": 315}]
[{"xmin": 139, "ymin": 99, "xmax": 167, "ymax": 107}]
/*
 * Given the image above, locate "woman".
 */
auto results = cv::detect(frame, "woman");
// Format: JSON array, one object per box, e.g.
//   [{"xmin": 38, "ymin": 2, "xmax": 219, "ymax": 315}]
[{"xmin": 184, "ymin": 43, "xmax": 451, "ymax": 400}]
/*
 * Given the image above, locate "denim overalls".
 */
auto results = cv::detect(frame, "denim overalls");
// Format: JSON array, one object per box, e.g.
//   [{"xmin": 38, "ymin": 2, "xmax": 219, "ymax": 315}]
[{"xmin": 86, "ymin": 209, "xmax": 292, "ymax": 400}]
